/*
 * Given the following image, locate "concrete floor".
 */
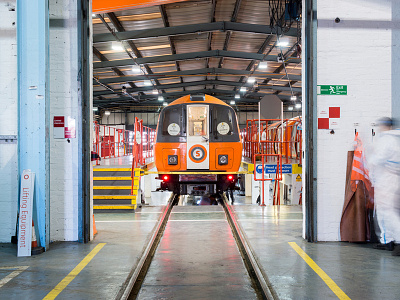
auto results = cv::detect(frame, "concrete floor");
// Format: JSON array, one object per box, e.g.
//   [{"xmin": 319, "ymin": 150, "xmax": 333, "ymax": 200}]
[{"xmin": 1, "ymin": 190, "xmax": 400, "ymax": 299}]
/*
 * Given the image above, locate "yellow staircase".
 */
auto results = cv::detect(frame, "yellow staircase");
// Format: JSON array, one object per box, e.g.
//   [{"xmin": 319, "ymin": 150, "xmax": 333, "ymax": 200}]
[{"xmin": 93, "ymin": 167, "xmax": 142, "ymax": 211}]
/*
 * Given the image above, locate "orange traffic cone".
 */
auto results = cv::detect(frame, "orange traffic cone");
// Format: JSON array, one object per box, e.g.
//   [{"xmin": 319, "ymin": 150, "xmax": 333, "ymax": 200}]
[
  {"xmin": 31, "ymin": 221, "xmax": 44, "ymax": 255},
  {"xmin": 93, "ymin": 214, "xmax": 98, "ymax": 236}
]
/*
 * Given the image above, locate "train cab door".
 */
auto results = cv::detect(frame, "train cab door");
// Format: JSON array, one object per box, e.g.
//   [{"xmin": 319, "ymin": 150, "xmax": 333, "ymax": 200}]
[{"xmin": 186, "ymin": 105, "xmax": 209, "ymax": 169}]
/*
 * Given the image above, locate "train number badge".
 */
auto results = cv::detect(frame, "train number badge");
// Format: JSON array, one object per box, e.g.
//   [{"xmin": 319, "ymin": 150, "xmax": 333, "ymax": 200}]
[{"xmin": 189, "ymin": 145, "xmax": 207, "ymax": 163}]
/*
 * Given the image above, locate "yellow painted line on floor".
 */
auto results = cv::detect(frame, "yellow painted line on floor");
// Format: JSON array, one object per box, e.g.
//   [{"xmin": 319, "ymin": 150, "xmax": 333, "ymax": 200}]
[
  {"xmin": 43, "ymin": 243, "xmax": 106, "ymax": 300},
  {"xmin": 93, "ymin": 168, "xmax": 131, "ymax": 171},
  {"xmin": 288, "ymin": 242, "xmax": 351, "ymax": 300},
  {"xmin": 93, "ymin": 205, "xmax": 136, "ymax": 209},
  {"xmin": 93, "ymin": 186, "xmax": 133, "ymax": 190},
  {"xmin": 93, "ymin": 177, "xmax": 132, "ymax": 180},
  {"xmin": 93, "ymin": 195, "xmax": 136, "ymax": 199}
]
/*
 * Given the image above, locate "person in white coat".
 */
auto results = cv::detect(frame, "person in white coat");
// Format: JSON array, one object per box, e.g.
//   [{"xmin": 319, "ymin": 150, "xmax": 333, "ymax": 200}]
[{"xmin": 368, "ymin": 117, "xmax": 400, "ymax": 255}]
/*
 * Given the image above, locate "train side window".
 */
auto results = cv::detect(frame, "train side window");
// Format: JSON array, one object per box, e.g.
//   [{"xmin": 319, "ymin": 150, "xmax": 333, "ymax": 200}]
[
  {"xmin": 213, "ymin": 106, "xmax": 233, "ymax": 135},
  {"xmin": 162, "ymin": 107, "xmax": 182, "ymax": 136}
]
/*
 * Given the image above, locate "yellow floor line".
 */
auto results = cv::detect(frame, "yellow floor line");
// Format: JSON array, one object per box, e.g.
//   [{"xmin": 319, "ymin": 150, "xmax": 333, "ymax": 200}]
[
  {"xmin": 288, "ymin": 242, "xmax": 351, "ymax": 300},
  {"xmin": 43, "ymin": 243, "xmax": 106, "ymax": 300}
]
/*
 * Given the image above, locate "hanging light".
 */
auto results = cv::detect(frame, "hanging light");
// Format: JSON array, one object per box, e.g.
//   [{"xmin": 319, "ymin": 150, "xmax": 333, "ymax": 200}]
[
  {"xmin": 152, "ymin": 89, "xmax": 159, "ymax": 94},
  {"xmin": 288, "ymin": 106, "xmax": 294, "ymax": 111},
  {"xmin": 143, "ymin": 80, "xmax": 152, "ymax": 86},
  {"xmin": 235, "ymin": 94, "xmax": 240, "ymax": 99},
  {"xmin": 158, "ymin": 96, "xmax": 164, "ymax": 101},
  {"xmin": 92, "ymin": 14, "xmax": 96, "ymax": 18},
  {"xmin": 258, "ymin": 61, "xmax": 268, "ymax": 69},
  {"xmin": 291, "ymin": 95, "xmax": 297, "ymax": 101},
  {"xmin": 93, "ymin": 107, "xmax": 98, "ymax": 112},
  {"xmin": 132, "ymin": 65, "xmax": 141, "ymax": 73},
  {"xmin": 104, "ymin": 111, "xmax": 111, "ymax": 116},
  {"xmin": 163, "ymin": 102, "xmax": 168, "ymax": 106},
  {"xmin": 247, "ymin": 77, "xmax": 256, "ymax": 84},
  {"xmin": 230, "ymin": 100, "xmax": 235, "ymax": 105},
  {"xmin": 112, "ymin": 41, "xmax": 123, "ymax": 51},
  {"xmin": 240, "ymin": 87, "xmax": 247, "ymax": 92},
  {"xmin": 295, "ymin": 103, "xmax": 302, "ymax": 109},
  {"xmin": 277, "ymin": 39, "xmax": 289, "ymax": 47}
]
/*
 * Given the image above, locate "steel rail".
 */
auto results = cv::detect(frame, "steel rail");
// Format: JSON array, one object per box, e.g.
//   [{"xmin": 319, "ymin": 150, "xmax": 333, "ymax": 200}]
[
  {"xmin": 116, "ymin": 193, "xmax": 178, "ymax": 300},
  {"xmin": 221, "ymin": 195, "xmax": 279, "ymax": 300}
]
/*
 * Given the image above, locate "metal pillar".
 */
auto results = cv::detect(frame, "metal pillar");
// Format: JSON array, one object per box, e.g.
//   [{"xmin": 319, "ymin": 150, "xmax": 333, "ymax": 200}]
[
  {"xmin": 304, "ymin": 0, "xmax": 318, "ymax": 242},
  {"xmin": 17, "ymin": 0, "xmax": 50, "ymax": 249},
  {"xmin": 77, "ymin": 0, "xmax": 92, "ymax": 243}
]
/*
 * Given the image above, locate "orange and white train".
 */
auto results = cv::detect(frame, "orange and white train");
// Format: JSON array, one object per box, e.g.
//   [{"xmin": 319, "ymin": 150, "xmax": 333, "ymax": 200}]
[{"xmin": 154, "ymin": 94, "xmax": 242, "ymax": 196}]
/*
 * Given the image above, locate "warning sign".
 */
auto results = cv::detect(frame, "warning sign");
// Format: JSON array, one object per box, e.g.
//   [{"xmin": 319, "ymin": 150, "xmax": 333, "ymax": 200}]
[{"xmin": 296, "ymin": 175, "xmax": 302, "ymax": 182}]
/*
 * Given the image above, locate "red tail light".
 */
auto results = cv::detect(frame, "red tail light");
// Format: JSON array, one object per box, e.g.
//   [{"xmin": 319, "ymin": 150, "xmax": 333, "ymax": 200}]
[
  {"xmin": 163, "ymin": 175, "xmax": 169, "ymax": 181},
  {"xmin": 228, "ymin": 175, "xmax": 234, "ymax": 181}
]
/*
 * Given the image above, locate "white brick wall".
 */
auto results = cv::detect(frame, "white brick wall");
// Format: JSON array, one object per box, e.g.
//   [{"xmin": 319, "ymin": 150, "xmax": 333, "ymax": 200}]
[
  {"xmin": 0, "ymin": 1, "xmax": 18, "ymax": 242},
  {"xmin": 49, "ymin": 0, "xmax": 80, "ymax": 241},
  {"xmin": 316, "ymin": 0, "xmax": 392, "ymax": 241}
]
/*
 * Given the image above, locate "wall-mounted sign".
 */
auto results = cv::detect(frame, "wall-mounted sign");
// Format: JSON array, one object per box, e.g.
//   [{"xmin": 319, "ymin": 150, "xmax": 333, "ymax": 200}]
[
  {"xmin": 53, "ymin": 116, "xmax": 76, "ymax": 139},
  {"xmin": 256, "ymin": 164, "xmax": 293, "ymax": 174},
  {"xmin": 317, "ymin": 85, "xmax": 347, "ymax": 95}
]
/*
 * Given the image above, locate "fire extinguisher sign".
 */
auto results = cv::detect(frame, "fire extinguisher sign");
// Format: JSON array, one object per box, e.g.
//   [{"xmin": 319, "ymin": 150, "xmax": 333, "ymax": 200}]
[{"xmin": 17, "ymin": 170, "xmax": 35, "ymax": 257}]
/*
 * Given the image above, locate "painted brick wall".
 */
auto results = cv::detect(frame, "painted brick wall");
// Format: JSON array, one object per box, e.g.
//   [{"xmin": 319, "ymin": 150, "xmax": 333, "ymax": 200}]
[
  {"xmin": 316, "ymin": 0, "xmax": 393, "ymax": 240},
  {"xmin": 49, "ymin": 0, "xmax": 80, "ymax": 241},
  {"xmin": 0, "ymin": 1, "xmax": 18, "ymax": 242}
]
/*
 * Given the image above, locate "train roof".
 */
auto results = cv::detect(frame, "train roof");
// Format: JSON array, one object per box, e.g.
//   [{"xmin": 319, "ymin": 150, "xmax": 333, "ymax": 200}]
[{"xmin": 168, "ymin": 94, "xmax": 231, "ymax": 107}]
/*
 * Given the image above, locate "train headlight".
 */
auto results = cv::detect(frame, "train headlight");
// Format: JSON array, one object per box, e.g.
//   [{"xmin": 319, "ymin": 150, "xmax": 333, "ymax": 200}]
[
  {"xmin": 168, "ymin": 155, "xmax": 178, "ymax": 165},
  {"xmin": 218, "ymin": 155, "xmax": 228, "ymax": 165}
]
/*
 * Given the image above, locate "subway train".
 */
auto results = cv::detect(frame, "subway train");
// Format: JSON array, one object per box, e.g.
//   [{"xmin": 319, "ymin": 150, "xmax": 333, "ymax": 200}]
[{"xmin": 154, "ymin": 94, "xmax": 242, "ymax": 196}]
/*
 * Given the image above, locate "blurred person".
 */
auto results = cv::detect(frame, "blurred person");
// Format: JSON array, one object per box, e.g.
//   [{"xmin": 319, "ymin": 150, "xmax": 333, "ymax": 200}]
[{"xmin": 368, "ymin": 117, "xmax": 400, "ymax": 255}]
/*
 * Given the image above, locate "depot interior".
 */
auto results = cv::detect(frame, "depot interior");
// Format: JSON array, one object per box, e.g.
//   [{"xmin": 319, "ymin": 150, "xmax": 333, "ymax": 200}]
[{"xmin": 2, "ymin": 0, "xmax": 400, "ymax": 298}]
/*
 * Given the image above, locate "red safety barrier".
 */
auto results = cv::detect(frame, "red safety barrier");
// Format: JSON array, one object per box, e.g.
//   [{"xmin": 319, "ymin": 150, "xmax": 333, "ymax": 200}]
[
  {"xmin": 241, "ymin": 117, "xmax": 302, "ymax": 205},
  {"xmin": 131, "ymin": 117, "xmax": 156, "ymax": 168}
]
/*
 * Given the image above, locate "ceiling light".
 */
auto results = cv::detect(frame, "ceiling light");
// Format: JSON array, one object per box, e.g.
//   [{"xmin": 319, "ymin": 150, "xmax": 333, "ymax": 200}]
[
  {"xmin": 158, "ymin": 96, "xmax": 164, "ymax": 101},
  {"xmin": 235, "ymin": 94, "xmax": 240, "ymax": 99},
  {"xmin": 163, "ymin": 102, "xmax": 168, "ymax": 106},
  {"xmin": 92, "ymin": 14, "xmax": 96, "ymax": 17},
  {"xmin": 132, "ymin": 65, "xmax": 141, "ymax": 73},
  {"xmin": 230, "ymin": 100, "xmax": 235, "ymax": 105},
  {"xmin": 104, "ymin": 111, "xmax": 111, "ymax": 116},
  {"xmin": 258, "ymin": 61, "xmax": 268, "ymax": 69},
  {"xmin": 143, "ymin": 80, "xmax": 152, "ymax": 86},
  {"xmin": 295, "ymin": 103, "xmax": 302, "ymax": 109},
  {"xmin": 288, "ymin": 106, "xmax": 294, "ymax": 111},
  {"xmin": 291, "ymin": 95, "xmax": 297, "ymax": 101},
  {"xmin": 240, "ymin": 87, "xmax": 247, "ymax": 92},
  {"xmin": 112, "ymin": 41, "xmax": 123, "ymax": 51},
  {"xmin": 247, "ymin": 77, "xmax": 256, "ymax": 84},
  {"xmin": 93, "ymin": 107, "xmax": 98, "ymax": 111},
  {"xmin": 277, "ymin": 40, "xmax": 289, "ymax": 47},
  {"xmin": 152, "ymin": 89, "xmax": 159, "ymax": 95}
]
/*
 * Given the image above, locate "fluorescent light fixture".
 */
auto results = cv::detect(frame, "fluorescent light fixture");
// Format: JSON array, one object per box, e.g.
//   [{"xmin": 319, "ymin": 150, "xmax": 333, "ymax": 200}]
[
  {"xmin": 143, "ymin": 80, "xmax": 152, "ymax": 86},
  {"xmin": 295, "ymin": 103, "xmax": 302, "ymax": 109},
  {"xmin": 290, "ymin": 95, "xmax": 297, "ymax": 101},
  {"xmin": 104, "ymin": 111, "xmax": 111, "ymax": 116},
  {"xmin": 258, "ymin": 61, "xmax": 268, "ymax": 69},
  {"xmin": 247, "ymin": 77, "xmax": 256, "ymax": 84},
  {"xmin": 163, "ymin": 102, "xmax": 168, "ymax": 106},
  {"xmin": 240, "ymin": 87, "xmax": 247, "ymax": 92},
  {"xmin": 277, "ymin": 40, "xmax": 289, "ymax": 47},
  {"xmin": 152, "ymin": 89, "xmax": 159, "ymax": 95},
  {"xmin": 288, "ymin": 106, "xmax": 294, "ymax": 111},
  {"xmin": 132, "ymin": 65, "xmax": 141, "ymax": 73},
  {"xmin": 92, "ymin": 14, "xmax": 96, "ymax": 17},
  {"xmin": 112, "ymin": 41, "xmax": 123, "ymax": 51},
  {"xmin": 230, "ymin": 100, "xmax": 235, "ymax": 105},
  {"xmin": 158, "ymin": 96, "xmax": 164, "ymax": 101},
  {"xmin": 235, "ymin": 94, "xmax": 240, "ymax": 99},
  {"xmin": 93, "ymin": 107, "xmax": 98, "ymax": 111}
]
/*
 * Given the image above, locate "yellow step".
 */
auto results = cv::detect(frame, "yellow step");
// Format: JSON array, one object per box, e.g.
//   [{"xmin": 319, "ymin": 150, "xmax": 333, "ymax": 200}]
[
  {"xmin": 94, "ymin": 204, "xmax": 136, "ymax": 210},
  {"xmin": 93, "ymin": 186, "xmax": 136, "ymax": 190},
  {"xmin": 93, "ymin": 168, "xmax": 132, "ymax": 172},
  {"xmin": 93, "ymin": 177, "xmax": 132, "ymax": 180},
  {"xmin": 93, "ymin": 195, "xmax": 137, "ymax": 200}
]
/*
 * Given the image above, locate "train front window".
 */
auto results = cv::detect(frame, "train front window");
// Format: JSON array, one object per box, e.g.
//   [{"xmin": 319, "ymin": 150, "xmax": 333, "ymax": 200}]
[
  {"xmin": 162, "ymin": 106, "xmax": 183, "ymax": 136},
  {"xmin": 213, "ymin": 106, "xmax": 233, "ymax": 135},
  {"xmin": 188, "ymin": 106, "xmax": 207, "ymax": 136}
]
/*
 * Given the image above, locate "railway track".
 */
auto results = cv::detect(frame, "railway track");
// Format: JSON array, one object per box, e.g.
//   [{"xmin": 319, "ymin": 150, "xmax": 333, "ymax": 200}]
[{"xmin": 116, "ymin": 193, "xmax": 278, "ymax": 300}]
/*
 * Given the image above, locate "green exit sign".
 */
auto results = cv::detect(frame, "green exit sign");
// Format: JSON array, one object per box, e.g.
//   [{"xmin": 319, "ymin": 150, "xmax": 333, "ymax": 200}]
[{"xmin": 318, "ymin": 85, "xmax": 347, "ymax": 95}]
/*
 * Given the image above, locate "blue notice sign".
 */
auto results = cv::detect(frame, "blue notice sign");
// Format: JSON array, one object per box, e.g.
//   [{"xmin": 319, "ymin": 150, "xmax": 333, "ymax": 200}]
[{"xmin": 256, "ymin": 164, "xmax": 292, "ymax": 174}]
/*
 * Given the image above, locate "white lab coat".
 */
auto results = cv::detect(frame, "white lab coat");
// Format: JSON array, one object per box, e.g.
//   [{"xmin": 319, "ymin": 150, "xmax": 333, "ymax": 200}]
[{"xmin": 368, "ymin": 129, "xmax": 400, "ymax": 243}]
